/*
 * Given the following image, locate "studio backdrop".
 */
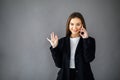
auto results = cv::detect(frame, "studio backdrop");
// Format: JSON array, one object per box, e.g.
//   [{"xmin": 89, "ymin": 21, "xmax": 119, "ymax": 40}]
[{"xmin": 0, "ymin": 0, "xmax": 120, "ymax": 80}]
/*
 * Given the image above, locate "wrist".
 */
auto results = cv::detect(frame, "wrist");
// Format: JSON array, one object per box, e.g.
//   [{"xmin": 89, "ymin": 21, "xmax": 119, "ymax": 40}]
[{"xmin": 83, "ymin": 35, "xmax": 89, "ymax": 39}]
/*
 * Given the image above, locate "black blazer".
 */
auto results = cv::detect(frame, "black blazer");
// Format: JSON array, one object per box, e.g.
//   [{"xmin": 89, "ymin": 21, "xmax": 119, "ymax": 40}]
[{"xmin": 50, "ymin": 36, "xmax": 95, "ymax": 80}]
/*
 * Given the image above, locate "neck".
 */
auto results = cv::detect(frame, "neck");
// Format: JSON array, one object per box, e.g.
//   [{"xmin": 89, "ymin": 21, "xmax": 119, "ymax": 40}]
[{"xmin": 70, "ymin": 34, "xmax": 80, "ymax": 38}]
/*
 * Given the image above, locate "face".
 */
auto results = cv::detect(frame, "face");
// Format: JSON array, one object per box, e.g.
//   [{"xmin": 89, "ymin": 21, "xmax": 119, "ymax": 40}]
[{"xmin": 69, "ymin": 17, "xmax": 83, "ymax": 37}]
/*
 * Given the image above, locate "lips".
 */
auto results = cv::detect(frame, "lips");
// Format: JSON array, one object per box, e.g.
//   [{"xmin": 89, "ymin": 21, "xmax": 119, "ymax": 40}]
[{"xmin": 72, "ymin": 30, "xmax": 79, "ymax": 32}]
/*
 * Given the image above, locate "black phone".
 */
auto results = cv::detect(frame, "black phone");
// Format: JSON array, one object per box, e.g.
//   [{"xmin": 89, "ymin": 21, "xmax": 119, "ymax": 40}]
[{"xmin": 81, "ymin": 32, "xmax": 84, "ymax": 35}]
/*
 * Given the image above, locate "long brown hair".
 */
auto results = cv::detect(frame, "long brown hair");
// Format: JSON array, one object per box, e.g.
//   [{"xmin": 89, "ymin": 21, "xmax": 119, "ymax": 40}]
[{"xmin": 66, "ymin": 12, "xmax": 86, "ymax": 37}]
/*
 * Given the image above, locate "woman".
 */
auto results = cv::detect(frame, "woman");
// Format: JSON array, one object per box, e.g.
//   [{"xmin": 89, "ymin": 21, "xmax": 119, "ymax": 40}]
[{"xmin": 47, "ymin": 12, "xmax": 96, "ymax": 80}]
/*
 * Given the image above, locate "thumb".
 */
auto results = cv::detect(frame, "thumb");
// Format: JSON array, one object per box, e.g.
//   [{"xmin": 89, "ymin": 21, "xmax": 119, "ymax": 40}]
[{"xmin": 47, "ymin": 38, "xmax": 52, "ymax": 44}]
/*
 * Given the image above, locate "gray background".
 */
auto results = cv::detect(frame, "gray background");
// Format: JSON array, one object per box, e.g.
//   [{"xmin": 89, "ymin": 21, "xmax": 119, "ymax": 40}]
[{"xmin": 0, "ymin": 0, "xmax": 120, "ymax": 80}]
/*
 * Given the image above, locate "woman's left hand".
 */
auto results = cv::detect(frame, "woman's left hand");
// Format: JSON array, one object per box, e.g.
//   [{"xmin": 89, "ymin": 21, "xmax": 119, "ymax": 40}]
[{"xmin": 80, "ymin": 26, "xmax": 89, "ymax": 39}]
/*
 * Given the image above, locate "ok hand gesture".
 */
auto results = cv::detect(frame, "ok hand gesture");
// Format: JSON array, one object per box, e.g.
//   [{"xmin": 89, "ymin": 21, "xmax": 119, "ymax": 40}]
[{"xmin": 47, "ymin": 32, "xmax": 58, "ymax": 48}]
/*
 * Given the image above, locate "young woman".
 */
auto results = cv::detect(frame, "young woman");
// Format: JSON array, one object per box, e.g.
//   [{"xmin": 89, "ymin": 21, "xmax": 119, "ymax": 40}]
[{"xmin": 47, "ymin": 12, "xmax": 96, "ymax": 80}]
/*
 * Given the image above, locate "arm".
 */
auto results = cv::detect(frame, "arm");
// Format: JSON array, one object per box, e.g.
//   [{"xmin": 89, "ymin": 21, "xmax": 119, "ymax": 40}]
[
  {"xmin": 50, "ymin": 38, "xmax": 63, "ymax": 68},
  {"xmin": 83, "ymin": 37, "xmax": 96, "ymax": 63},
  {"xmin": 47, "ymin": 32, "xmax": 63, "ymax": 68}
]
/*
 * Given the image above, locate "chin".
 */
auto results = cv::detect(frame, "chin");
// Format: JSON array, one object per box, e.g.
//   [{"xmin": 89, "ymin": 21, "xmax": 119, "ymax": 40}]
[{"xmin": 72, "ymin": 32, "xmax": 79, "ymax": 34}]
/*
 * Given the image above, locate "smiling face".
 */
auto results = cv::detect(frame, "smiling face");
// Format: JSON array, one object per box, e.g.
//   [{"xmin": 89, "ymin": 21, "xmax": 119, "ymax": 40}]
[{"xmin": 69, "ymin": 17, "xmax": 83, "ymax": 38}]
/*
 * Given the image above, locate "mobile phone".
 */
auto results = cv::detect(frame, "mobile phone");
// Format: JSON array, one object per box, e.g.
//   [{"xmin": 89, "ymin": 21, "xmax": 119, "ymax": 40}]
[{"xmin": 81, "ymin": 32, "xmax": 84, "ymax": 35}]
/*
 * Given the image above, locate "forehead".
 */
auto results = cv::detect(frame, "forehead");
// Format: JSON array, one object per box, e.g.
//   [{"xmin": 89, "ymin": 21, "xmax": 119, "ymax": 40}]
[{"xmin": 70, "ymin": 17, "xmax": 82, "ymax": 23}]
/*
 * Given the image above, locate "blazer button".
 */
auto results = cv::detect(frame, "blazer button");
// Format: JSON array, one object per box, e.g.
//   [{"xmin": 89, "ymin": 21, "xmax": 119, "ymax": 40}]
[{"xmin": 76, "ymin": 70, "xmax": 78, "ymax": 72}]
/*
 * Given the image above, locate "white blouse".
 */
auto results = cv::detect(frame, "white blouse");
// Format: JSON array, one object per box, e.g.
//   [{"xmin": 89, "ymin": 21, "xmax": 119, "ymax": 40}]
[{"xmin": 70, "ymin": 37, "xmax": 80, "ymax": 68}]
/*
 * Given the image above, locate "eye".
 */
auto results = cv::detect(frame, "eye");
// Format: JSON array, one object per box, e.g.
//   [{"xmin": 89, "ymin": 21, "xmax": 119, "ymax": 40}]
[
  {"xmin": 76, "ymin": 23, "xmax": 80, "ymax": 26},
  {"xmin": 70, "ymin": 23, "xmax": 74, "ymax": 26}
]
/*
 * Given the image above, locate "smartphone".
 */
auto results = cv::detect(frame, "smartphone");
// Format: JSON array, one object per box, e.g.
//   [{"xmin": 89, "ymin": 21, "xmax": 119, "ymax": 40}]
[{"xmin": 81, "ymin": 32, "xmax": 84, "ymax": 35}]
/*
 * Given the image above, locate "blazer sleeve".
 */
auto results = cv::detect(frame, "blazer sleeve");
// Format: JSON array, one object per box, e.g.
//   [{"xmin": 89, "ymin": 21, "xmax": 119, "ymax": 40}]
[
  {"xmin": 83, "ymin": 37, "xmax": 96, "ymax": 63},
  {"xmin": 50, "ymin": 38, "xmax": 64, "ymax": 68}
]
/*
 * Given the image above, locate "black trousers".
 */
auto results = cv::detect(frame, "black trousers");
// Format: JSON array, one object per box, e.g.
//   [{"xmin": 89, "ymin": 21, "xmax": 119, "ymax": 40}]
[{"xmin": 70, "ymin": 68, "xmax": 76, "ymax": 80}]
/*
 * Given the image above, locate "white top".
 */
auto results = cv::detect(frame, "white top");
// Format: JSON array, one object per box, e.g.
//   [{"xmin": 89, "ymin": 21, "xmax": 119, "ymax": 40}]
[{"xmin": 70, "ymin": 37, "xmax": 80, "ymax": 68}]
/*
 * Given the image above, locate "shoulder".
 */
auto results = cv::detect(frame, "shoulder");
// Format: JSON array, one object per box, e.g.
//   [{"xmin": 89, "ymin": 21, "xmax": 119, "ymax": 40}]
[
  {"xmin": 88, "ymin": 36, "xmax": 95, "ymax": 41},
  {"xmin": 59, "ymin": 36, "xmax": 68, "ymax": 41},
  {"xmin": 82, "ymin": 36, "xmax": 95, "ymax": 43},
  {"xmin": 83, "ymin": 36, "xmax": 95, "ymax": 40},
  {"xmin": 58, "ymin": 36, "xmax": 68, "ymax": 45}
]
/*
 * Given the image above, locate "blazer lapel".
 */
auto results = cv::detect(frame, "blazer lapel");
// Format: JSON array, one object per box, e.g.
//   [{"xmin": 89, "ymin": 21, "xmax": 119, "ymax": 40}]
[
  {"xmin": 75, "ymin": 37, "xmax": 83, "ymax": 54},
  {"xmin": 66, "ymin": 37, "xmax": 83, "ymax": 56},
  {"xmin": 66, "ymin": 37, "xmax": 71, "ymax": 67}
]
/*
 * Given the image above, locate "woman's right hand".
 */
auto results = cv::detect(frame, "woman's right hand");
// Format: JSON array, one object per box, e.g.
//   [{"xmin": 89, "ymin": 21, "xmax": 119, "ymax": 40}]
[{"xmin": 47, "ymin": 32, "xmax": 58, "ymax": 48}]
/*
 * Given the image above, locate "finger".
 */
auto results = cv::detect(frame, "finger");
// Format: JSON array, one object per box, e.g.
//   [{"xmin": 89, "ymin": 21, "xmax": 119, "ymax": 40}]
[
  {"xmin": 81, "ymin": 26, "xmax": 84, "ymax": 30},
  {"xmin": 82, "ymin": 26, "xmax": 86, "ymax": 32},
  {"xmin": 80, "ymin": 27, "xmax": 83, "ymax": 32},
  {"xmin": 82, "ymin": 26, "xmax": 86, "ymax": 31},
  {"xmin": 51, "ymin": 32, "xmax": 54, "ymax": 40},
  {"xmin": 47, "ymin": 38, "xmax": 51, "ymax": 43},
  {"xmin": 80, "ymin": 26, "xmax": 84, "ymax": 35},
  {"xmin": 80, "ymin": 33, "xmax": 83, "ymax": 37},
  {"xmin": 81, "ymin": 32, "xmax": 84, "ymax": 35},
  {"xmin": 81, "ymin": 25, "xmax": 83, "ymax": 28},
  {"xmin": 55, "ymin": 35, "xmax": 58, "ymax": 40},
  {"xmin": 52, "ymin": 32, "xmax": 55, "ymax": 40}
]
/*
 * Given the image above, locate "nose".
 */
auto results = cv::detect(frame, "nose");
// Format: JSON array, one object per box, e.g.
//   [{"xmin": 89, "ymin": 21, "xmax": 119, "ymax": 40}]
[{"xmin": 73, "ymin": 25, "xmax": 77, "ymax": 29}]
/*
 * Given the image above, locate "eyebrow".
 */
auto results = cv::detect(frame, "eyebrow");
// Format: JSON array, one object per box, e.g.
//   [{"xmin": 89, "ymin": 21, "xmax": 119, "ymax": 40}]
[{"xmin": 70, "ymin": 22, "xmax": 81, "ymax": 24}]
